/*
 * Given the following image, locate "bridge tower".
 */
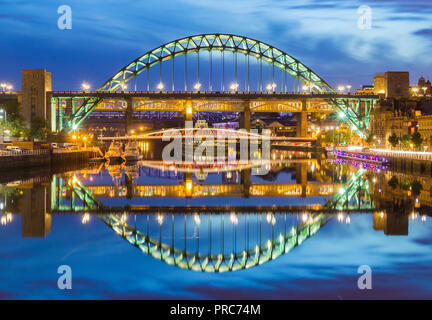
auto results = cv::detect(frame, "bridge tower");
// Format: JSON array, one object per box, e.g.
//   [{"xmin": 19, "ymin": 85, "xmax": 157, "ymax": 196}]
[
  {"xmin": 21, "ymin": 69, "xmax": 53, "ymax": 129},
  {"xmin": 20, "ymin": 184, "xmax": 52, "ymax": 238}
]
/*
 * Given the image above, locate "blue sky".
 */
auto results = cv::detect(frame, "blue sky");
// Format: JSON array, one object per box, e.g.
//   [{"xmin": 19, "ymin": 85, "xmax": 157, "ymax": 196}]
[{"xmin": 1, "ymin": 0, "xmax": 431, "ymax": 90}]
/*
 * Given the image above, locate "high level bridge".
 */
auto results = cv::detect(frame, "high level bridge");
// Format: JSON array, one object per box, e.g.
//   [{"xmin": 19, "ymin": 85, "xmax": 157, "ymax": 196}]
[{"xmin": 46, "ymin": 34, "xmax": 378, "ymax": 138}]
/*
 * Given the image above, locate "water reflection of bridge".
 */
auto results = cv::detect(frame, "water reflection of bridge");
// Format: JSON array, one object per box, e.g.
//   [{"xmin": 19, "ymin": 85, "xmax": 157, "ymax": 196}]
[
  {"xmin": 3, "ymin": 166, "xmax": 381, "ymax": 272},
  {"xmin": 78, "ymin": 159, "xmax": 333, "ymax": 199}
]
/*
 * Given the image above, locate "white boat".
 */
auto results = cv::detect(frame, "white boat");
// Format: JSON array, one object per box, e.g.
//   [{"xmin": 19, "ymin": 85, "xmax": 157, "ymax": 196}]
[
  {"xmin": 106, "ymin": 142, "xmax": 124, "ymax": 163},
  {"xmin": 195, "ymin": 120, "xmax": 208, "ymax": 129},
  {"xmin": 124, "ymin": 141, "xmax": 141, "ymax": 162}
]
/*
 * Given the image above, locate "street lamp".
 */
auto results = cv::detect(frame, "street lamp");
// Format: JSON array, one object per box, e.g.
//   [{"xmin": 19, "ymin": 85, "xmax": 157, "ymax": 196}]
[
  {"xmin": 422, "ymin": 87, "xmax": 428, "ymax": 95},
  {"xmin": 5, "ymin": 85, "xmax": 12, "ymax": 92},
  {"xmin": 346, "ymin": 85, "xmax": 352, "ymax": 93},
  {"xmin": 121, "ymin": 83, "xmax": 128, "ymax": 91},
  {"xmin": 156, "ymin": 82, "xmax": 164, "ymax": 91},
  {"xmin": 0, "ymin": 109, "xmax": 6, "ymax": 142},
  {"xmin": 193, "ymin": 82, "xmax": 201, "ymax": 92},
  {"xmin": 81, "ymin": 82, "xmax": 90, "ymax": 92},
  {"xmin": 230, "ymin": 82, "xmax": 239, "ymax": 92},
  {"xmin": 266, "ymin": 83, "xmax": 276, "ymax": 92},
  {"xmin": 337, "ymin": 85, "xmax": 345, "ymax": 93},
  {"xmin": 0, "ymin": 83, "xmax": 6, "ymax": 92}
]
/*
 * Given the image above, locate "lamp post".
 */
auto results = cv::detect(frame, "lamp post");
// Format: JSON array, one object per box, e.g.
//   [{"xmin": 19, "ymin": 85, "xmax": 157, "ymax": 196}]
[
  {"xmin": 0, "ymin": 109, "xmax": 6, "ymax": 143},
  {"xmin": 81, "ymin": 82, "xmax": 90, "ymax": 92}
]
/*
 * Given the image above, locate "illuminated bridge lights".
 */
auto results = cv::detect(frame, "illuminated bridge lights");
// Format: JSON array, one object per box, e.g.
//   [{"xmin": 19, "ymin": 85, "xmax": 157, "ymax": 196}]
[
  {"xmin": 50, "ymin": 33, "xmax": 377, "ymax": 138},
  {"xmin": 50, "ymin": 168, "xmax": 373, "ymax": 272}
]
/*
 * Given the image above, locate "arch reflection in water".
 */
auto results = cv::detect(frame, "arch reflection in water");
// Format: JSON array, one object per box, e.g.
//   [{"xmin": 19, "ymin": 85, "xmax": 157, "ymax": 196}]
[{"xmin": 100, "ymin": 211, "xmax": 332, "ymax": 272}]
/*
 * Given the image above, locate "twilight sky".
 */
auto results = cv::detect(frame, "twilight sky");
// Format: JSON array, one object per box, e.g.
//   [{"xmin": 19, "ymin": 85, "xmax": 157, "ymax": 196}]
[{"xmin": 1, "ymin": 0, "xmax": 431, "ymax": 91}]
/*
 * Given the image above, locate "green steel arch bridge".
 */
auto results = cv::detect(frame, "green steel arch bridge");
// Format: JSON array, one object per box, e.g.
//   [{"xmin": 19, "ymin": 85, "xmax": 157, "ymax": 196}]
[
  {"xmin": 50, "ymin": 34, "xmax": 378, "ymax": 139},
  {"xmin": 50, "ymin": 168, "xmax": 373, "ymax": 272}
]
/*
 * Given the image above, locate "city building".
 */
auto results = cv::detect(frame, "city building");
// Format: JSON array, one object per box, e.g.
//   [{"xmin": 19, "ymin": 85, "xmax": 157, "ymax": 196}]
[
  {"xmin": 356, "ymin": 85, "xmax": 374, "ymax": 95},
  {"xmin": 370, "ymin": 103, "xmax": 416, "ymax": 148},
  {"xmin": 373, "ymin": 71, "xmax": 410, "ymax": 99},
  {"xmin": 410, "ymin": 76, "xmax": 432, "ymax": 96},
  {"xmin": 21, "ymin": 69, "xmax": 52, "ymax": 126}
]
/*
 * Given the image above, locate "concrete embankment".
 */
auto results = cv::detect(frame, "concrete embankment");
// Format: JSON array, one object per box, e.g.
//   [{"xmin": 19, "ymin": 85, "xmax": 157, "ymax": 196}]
[
  {"xmin": 0, "ymin": 150, "xmax": 96, "ymax": 172},
  {"xmin": 388, "ymin": 156, "xmax": 432, "ymax": 177}
]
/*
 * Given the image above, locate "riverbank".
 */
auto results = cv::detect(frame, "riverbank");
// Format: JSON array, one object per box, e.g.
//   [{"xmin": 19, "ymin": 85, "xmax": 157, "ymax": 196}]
[{"xmin": 0, "ymin": 149, "xmax": 99, "ymax": 172}]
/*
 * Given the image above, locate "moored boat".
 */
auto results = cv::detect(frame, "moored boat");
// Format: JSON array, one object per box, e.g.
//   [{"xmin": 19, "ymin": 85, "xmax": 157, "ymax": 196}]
[
  {"xmin": 124, "ymin": 141, "xmax": 141, "ymax": 162},
  {"xmin": 106, "ymin": 141, "xmax": 124, "ymax": 163}
]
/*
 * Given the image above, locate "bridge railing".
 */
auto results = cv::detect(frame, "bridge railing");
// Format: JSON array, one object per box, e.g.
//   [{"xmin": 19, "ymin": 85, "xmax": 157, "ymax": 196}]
[{"xmin": 51, "ymin": 90, "xmax": 376, "ymax": 97}]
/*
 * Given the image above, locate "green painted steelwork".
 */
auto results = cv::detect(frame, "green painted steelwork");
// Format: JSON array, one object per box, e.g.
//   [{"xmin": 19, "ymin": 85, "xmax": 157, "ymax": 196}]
[{"xmin": 52, "ymin": 34, "xmax": 375, "ymax": 138}]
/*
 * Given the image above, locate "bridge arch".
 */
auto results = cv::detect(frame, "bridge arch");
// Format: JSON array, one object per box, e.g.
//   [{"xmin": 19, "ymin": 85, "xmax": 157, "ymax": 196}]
[
  {"xmin": 62, "ymin": 34, "xmax": 374, "ymax": 138},
  {"xmin": 98, "ymin": 33, "xmax": 335, "ymax": 94}
]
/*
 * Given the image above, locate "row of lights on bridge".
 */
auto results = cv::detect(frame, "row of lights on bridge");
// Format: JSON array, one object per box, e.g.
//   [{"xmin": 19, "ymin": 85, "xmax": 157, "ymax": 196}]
[
  {"xmin": 81, "ymin": 81, "xmax": 353, "ymax": 94},
  {"xmin": 0, "ymin": 83, "xmax": 13, "ymax": 92},
  {"xmin": 337, "ymin": 85, "xmax": 352, "ymax": 93}
]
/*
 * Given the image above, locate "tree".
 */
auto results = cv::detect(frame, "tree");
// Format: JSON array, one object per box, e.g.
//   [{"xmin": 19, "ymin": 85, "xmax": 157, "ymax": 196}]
[
  {"xmin": 400, "ymin": 178, "xmax": 411, "ymax": 191},
  {"xmin": 401, "ymin": 134, "xmax": 411, "ymax": 149},
  {"xmin": 411, "ymin": 180, "xmax": 423, "ymax": 197},
  {"xmin": 388, "ymin": 176, "xmax": 398, "ymax": 190},
  {"xmin": 30, "ymin": 117, "xmax": 48, "ymax": 141},
  {"xmin": 411, "ymin": 132, "xmax": 423, "ymax": 150},
  {"xmin": 365, "ymin": 133, "xmax": 374, "ymax": 145},
  {"xmin": 388, "ymin": 133, "xmax": 399, "ymax": 149}
]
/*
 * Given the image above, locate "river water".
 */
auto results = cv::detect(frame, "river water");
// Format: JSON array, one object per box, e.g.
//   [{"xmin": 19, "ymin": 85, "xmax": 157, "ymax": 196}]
[{"xmin": 0, "ymin": 147, "xmax": 431, "ymax": 299}]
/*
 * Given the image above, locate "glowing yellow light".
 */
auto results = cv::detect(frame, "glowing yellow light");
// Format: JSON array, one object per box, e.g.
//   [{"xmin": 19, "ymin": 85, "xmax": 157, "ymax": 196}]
[
  {"xmin": 82, "ymin": 213, "xmax": 90, "ymax": 224},
  {"xmin": 230, "ymin": 212, "xmax": 238, "ymax": 225},
  {"xmin": 230, "ymin": 82, "xmax": 239, "ymax": 91},
  {"xmin": 157, "ymin": 213, "xmax": 164, "ymax": 225},
  {"xmin": 193, "ymin": 82, "xmax": 201, "ymax": 91},
  {"xmin": 194, "ymin": 213, "xmax": 201, "ymax": 226},
  {"xmin": 81, "ymin": 82, "xmax": 90, "ymax": 91},
  {"xmin": 186, "ymin": 106, "xmax": 193, "ymax": 114},
  {"xmin": 186, "ymin": 181, "xmax": 192, "ymax": 191}
]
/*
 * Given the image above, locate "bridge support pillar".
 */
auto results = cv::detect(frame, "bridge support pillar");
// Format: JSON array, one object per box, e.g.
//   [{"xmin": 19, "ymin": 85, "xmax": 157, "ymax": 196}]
[
  {"xmin": 296, "ymin": 100, "xmax": 308, "ymax": 137},
  {"xmin": 241, "ymin": 168, "xmax": 251, "ymax": 198},
  {"xmin": 125, "ymin": 173, "xmax": 133, "ymax": 200},
  {"xmin": 125, "ymin": 98, "xmax": 133, "ymax": 135},
  {"xmin": 240, "ymin": 102, "xmax": 251, "ymax": 132},
  {"xmin": 296, "ymin": 162, "xmax": 307, "ymax": 198}
]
